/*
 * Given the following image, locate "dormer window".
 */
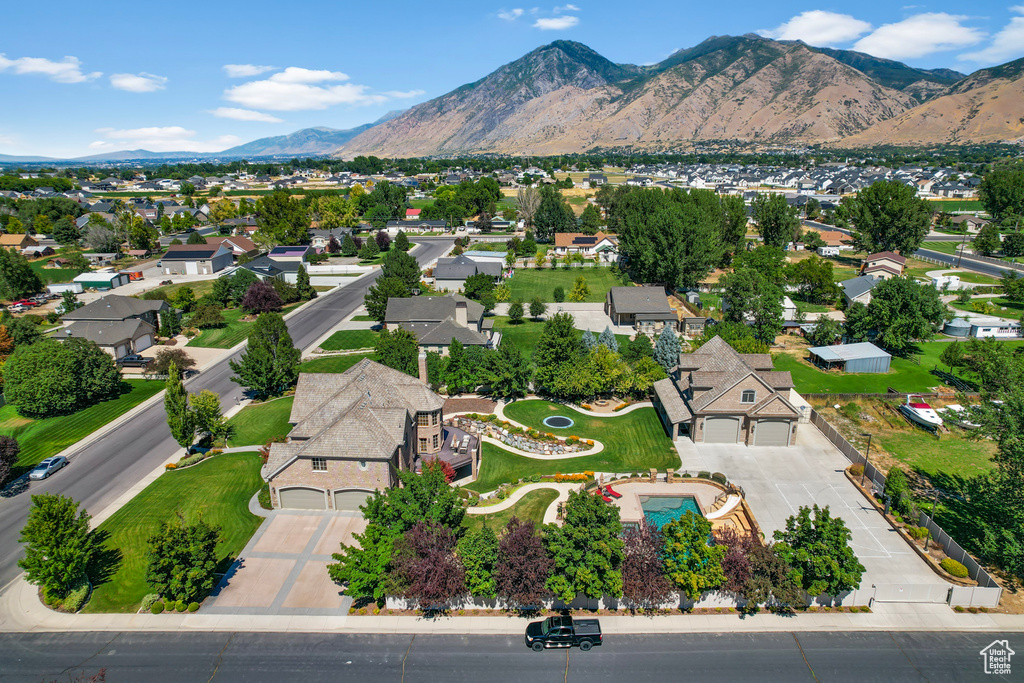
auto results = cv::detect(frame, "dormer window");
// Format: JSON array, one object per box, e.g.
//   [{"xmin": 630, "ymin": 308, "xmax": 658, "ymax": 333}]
[{"xmin": 741, "ymin": 390, "xmax": 756, "ymax": 404}]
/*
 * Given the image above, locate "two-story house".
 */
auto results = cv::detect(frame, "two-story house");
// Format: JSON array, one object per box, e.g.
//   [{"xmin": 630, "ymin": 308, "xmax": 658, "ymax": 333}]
[{"xmin": 384, "ymin": 294, "xmax": 496, "ymax": 354}]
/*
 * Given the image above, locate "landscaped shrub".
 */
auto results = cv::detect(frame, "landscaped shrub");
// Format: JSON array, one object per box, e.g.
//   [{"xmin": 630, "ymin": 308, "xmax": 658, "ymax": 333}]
[
  {"xmin": 188, "ymin": 602, "xmax": 199, "ymax": 612},
  {"xmin": 141, "ymin": 594, "xmax": 160, "ymax": 612},
  {"xmin": 176, "ymin": 600, "xmax": 188, "ymax": 612},
  {"xmin": 554, "ymin": 473, "xmax": 589, "ymax": 482},
  {"xmin": 954, "ymin": 605, "xmax": 965, "ymax": 613},
  {"xmin": 697, "ymin": 471, "xmax": 711, "ymax": 480},
  {"xmin": 613, "ymin": 402, "xmax": 628, "ymax": 412},
  {"xmin": 258, "ymin": 483, "xmax": 272, "ymax": 510},
  {"xmin": 711, "ymin": 472, "xmax": 727, "ymax": 485},
  {"xmin": 940, "ymin": 558, "xmax": 969, "ymax": 578},
  {"xmin": 907, "ymin": 526, "xmax": 930, "ymax": 540},
  {"xmin": 849, "ymin": 463, "xmax": 864, "ymax": 477},
  {"xmin": 176, "ymin": 452, "xmax": 209, "ymax": 468},
  {"xmin": 151, "ymin": 601, "xmax": 165, "ymax": 614},
  {"xmin": 62, "ymin": 577, "xmax": 90, "ymax": 613}
]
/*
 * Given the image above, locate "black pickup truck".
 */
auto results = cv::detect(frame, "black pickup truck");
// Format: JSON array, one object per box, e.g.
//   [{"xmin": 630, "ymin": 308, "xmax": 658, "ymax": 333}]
[
  {"xmin": 117, "ymin": 354, "xmax": 153, "ymax": 368},
  {"xmin": 525, "ymin": 616, "xmax": 602, "ymax": 651}
]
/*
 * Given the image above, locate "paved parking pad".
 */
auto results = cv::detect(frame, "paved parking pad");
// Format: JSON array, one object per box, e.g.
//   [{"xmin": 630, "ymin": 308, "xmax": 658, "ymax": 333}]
[
  {"xmin": 676, "ymin": 426, "xmax": 946, "ymax": 589},
  {"xmin": 204, "ymin": 510, "xmax": 365, "ymax": 616}
]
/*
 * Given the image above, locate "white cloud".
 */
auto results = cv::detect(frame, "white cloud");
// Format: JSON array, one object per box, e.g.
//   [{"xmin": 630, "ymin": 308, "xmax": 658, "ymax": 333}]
[
  {"xmin": 960, "ymin": 7, "xmax": 1024, "ymax": 64},
  {"xmin": 223, "ymin": 64, "xmax": 276, "ymax": 78},
  {"xmin": 109, "ymin": 72, "xmax": 167, "ymax": 93},
  {"xmin": 91, "ymin": 126, "xmax": 240, "ymax": 153},
  {"xmin": 759, "ymin": 11, "xmax": 873, "ymax": 46},
  {"xmin": 381, "ymin": 89, "xmax": 426, "ymax": 98},
  {"xmin": 498, "ymin": 8, "xmax": 524, "ymax": 21},
  {"xmin": 533, "ymin": 15, "xmax": 579, "ymax": 30},
  {"xmin": 209, "ymin": 107, "xmax": 284, "ymax": 123},
  {"xmin": 853, "ymin": 13, "xmax": 985, "ymax": 60},
  {"xmin": 0, "ymin": 134, "xmax": 15, "ymax": 146},
  {"xmin": 223, "ymin": 67, "xmax": 408, "ymax": 111},
  {"xmin": 555, "ymin": 3, "xmax": 580, "ymax": 11},
  {"xmin": 0, "ymin": 54, "xmax": 100, "ymax": 83}
]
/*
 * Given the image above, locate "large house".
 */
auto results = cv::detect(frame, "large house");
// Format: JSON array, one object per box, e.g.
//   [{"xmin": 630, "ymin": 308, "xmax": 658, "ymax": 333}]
[
  {"xmin": 262, "ymin": 358, "xmax": 451, "ymax": 510},
  {"xmin": 652, "ymin": 336, "xmax": 800, "ymax": 446},
  {"xmin": 432, "ymin": 254, "xmax": 502, "ymax": 292},
  {"xmin": 552, "ymin": 232, "xmax": 619, "ymax": 262},
  {"xmin": 860, "ymin": 251, "xmax": 906, "ymax": 280},
  {"xmin": 604, "ymin": 286, "xmax": 677, "ymax": 335},
  {"xmin": 1, "ymin": 234, "xmax": 39, "ymax": 251},
  {"xmin": 839, "ymin": 274, "xmax": 881, "ymax": 307},
  {"xmin": 205, "ymin": 236, "xmax": 258, "ymax": 261},
  {"xmin": 54, "ymin": 294, "xmax": 168, "ymax": 357},
  {"xmin": 160, "ymin": 244, "xmax": 232, "ymax": 275},
  {"xmin": 384, "ymin": 294, "xmax": 496, "ymax": 353}
]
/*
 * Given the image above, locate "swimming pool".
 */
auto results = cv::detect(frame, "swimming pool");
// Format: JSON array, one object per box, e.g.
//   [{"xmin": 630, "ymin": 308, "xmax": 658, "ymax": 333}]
[{"xmin": 639, "ymin": 495, "xmax": 702, "ymax": 528}]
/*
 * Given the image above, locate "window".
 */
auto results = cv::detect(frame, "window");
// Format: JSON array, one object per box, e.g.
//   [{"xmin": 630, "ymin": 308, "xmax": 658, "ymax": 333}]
[
  {"xmin": 741, "ymin": 390, "xmax": 756, "ymax": 404},
  {"xmin": 419, "ymin": 438, "xmax": 427, "ymax": 452},
  {"xmin": 417, "ymin": 413, "xmax": 429, "ymax": 427},
  {"xmin": 432, "ymin": 434, "xmax": 439, "ymax": 449},
  {"xmin": 311, "ymin": 457, "xmax": 327, "ymax": 472},
  {"xmin": 432, "ymin": 411, "xmax": 438, "ymax": 425}
]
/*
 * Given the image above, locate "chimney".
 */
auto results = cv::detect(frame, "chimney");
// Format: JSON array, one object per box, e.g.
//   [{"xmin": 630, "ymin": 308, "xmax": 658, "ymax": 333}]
[
  {"xmin": 455, "ymin": 300, "xmax": 468, "ymax": 328},
  {"xmin": 418, "ymin": 352, "xmax": 428, "ymax": 385}
]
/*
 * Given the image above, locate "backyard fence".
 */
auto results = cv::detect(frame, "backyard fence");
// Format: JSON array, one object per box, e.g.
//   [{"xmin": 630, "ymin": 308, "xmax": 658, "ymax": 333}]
[
  {"xmin": 809, "ymin": 408, "xmax": 1003, "ymax": 608},
  {"xmin": 801, "ymin": 391, "xmax": 980, "ymax": 403}
]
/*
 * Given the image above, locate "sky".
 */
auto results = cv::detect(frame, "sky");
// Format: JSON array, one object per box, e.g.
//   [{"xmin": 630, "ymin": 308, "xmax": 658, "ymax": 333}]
[{"xmin": 1, "ymin": 1, "xmax": 1021, "ymax": 158}]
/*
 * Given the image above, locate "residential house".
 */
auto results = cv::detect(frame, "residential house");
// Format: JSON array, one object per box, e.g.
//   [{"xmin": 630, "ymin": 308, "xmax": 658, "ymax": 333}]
[
  {"xmin": 552, "ymin": 232, "xmax": 619, "ymax": 262},
  {"xmin": 949, "ymin": 215, "xmax": 989, "ymax": 232},
  {"xmin": 205, "ymin": 236, "xmax": 259, "ymax": 261},
  {"xmin": 604, "ymin": 286, "xmax": 677, "ymax": 335},
  {"xmin": 82, "ymin": 252, "xmax": 118, "ymax": 266},
  {"xmin": 263, "ymin": 358, "xmax": 459, "ymax": 510},
  {"xmin": 682, "ymin": 317, "xmax": 712, "ymax": 338},
  {"xmin": 268, "ymin": 245, "xmax": 312, "ymax": 262},
  {"xmin": 384, "ymin": 294, "xmax": 496, "ymax": 353},
  {"xmin": 839, "ymin": 275, "xmax": 881, "ymax": 307},
  {"xmin": 55, "ymin": 294, "xmax": 168, "ymax": 357},
  {"xmin": 0, "ymin": 234, "xmax": 38, "ymax": 251},
  {"xmin": 651, "ymin": 336, "xmax": 799, "ymax": 445},
  {"xmin": 386, "ymin": 219, "xmax": 448, "ymax": 232},
  {"xmin": 432, "ymin": 254, "xmax": 502, "ymax": 292},
  {"xmin": 860, "ymin": 251, "xmax": 906, "ymax": 280},
  {"xmin": 159, "ymin": 244, "xmax": 233, "ymax": 275},
  {"xmin": 309, "ymin": 228, "xmax": 350, "ymax": 251}
]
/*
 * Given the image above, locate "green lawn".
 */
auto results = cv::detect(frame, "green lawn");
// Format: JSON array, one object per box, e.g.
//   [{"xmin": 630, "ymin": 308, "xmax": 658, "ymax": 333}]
[
  {"xmin": 465, "ymin": 400, "xmax": 678, "ymax": 492},
  {"xmin": 351, "ymin": 315, "xmax": 375, "ymax": 321},
  {"xmin": 29, "ymin": 258, "xmax": 79, "ymax": 285},
  {"xmin": 0, "ymin": 380, "xmax": 165, "ymax": 475},
  {"xmin": 142, "ymin": 278, "xmax": 217, "ymax": 302},
  {"xmin": 298, "ymin": 353, "xmax": 373, "ymax": 374},
  {"xmin": 926, "ymin": 199, "xmax": 985, "ymax": 212},
  {"xmin": 950, "ymin": 297, "xmax": 1023, "ymax": 316},
  {"xmin": 463, "ymin": 489, "xmax": 559, "ymax": 532},
  {"xmin": 319, "ymin": 329, "xmax": 379, "ymax": 351},
  {"xmin": 84, "ymin": 452, "xmax": 265, "ymax": 613},
  {"xmin": 920, "ymin": 241, "xmax": 960, "ymax": 255},
  {"xmin": 772, "ymin": 353, "xmax": 939, "ymax": 394},
  {"xmin": 794, "ymin": 300, "xmax": 833, "ymax": 314},
  {"xmin": 187, "ymin": 302, "xmax": 301, "ymax": 349},
  {"xmin": 227, "ymin": 396, "xmax": 294, "ymax": 447},
  {"xmin": 505, "ymin": 268, "xmax": 622, "ymax": 303},
  {"xmin": 492, "ymin": 317, "xmax": 630, "ymax": 356},
  {"xmin": 877, "ymin": 430, "xmax": 996, "ymax": 480}
]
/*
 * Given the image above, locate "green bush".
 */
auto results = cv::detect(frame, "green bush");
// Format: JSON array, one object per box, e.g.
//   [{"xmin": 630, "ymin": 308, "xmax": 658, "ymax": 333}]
[
  {"xmin": 940, "ymin": 558, "xmax": 969, "ymax": 578},
  {"xmin": 188, "ymin": 602, "xmax": 200, "ymax": 612},
  {"xmin": 711, "ymin": 472, "xmax": 727, "ymax": 485},
  {"xmin": 839, "ymin": 402, "xmax": 862, "ymax": 423},
  {"xmin": 907, "ymin": 526, "xmax": 930, "ymax": 540},
  {"xmin": 697, "ymin": 471, "xmax": 711, "ymax": 480},
  {"xmin": 258, "ymin": 483, "xmax": 272, "ymax": 510},
  {"xmin": 141, "ymin": 594, "xmax": 160, "ymax": 612},
  {"xmin": 176, "ymin": 600, "xmax": 188, "ymax": 612},
  {"xmin": 151, "ymin": 601, "xmax": 165, "ymax": 614},
  {"xmin": 176, "ymin": 452, "xmax": 209, "ymax": 468},
  {"xmin": 62, "ymin": 577, "xmax": 90, "ymax": 613},
  {"xmin": 954, "ymin": 605, "xmax": 965, "ymax": 613},
  {"xmin": 849, "ymin": 463, "xmax": 864, "ymax": 477}
]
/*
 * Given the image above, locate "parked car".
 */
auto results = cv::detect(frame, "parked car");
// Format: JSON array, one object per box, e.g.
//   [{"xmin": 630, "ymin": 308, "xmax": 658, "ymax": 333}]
[
  {"xmin": 525, "ymin": 616, "xmax": 602, "ymax": 651},
  {"xmin": 29, "ymin": 456, "xmax": 69, "ymax": 480},
  {"xmin": 11, "ymin": 299, "xmax": 38, "ymax": 308},
  {"xmin": 8, "ymin": 304, "xmax": 26, "ymax": 313},
  {"xmin": 117, "ymin": 354, "xmax": 153, "ymax": 368}
]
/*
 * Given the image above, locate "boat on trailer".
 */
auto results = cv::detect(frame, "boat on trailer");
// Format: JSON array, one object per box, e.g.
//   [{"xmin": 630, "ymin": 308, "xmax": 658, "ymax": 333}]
[{"xmin": 899, "ymin": 395, "xmax": 944, "ymax": 429}]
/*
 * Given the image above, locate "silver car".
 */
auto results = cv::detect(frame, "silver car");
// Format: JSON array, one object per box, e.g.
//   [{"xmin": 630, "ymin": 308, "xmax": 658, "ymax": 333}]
[{"xmin": 29, "ymin": 456, "xmax": 68, "ymax": 480}]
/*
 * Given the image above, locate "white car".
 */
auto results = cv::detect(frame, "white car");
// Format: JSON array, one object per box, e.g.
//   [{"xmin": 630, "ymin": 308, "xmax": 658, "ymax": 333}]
[{"xmin": 29, "ymin": 456, "xmax": 69, "ymax": 480}]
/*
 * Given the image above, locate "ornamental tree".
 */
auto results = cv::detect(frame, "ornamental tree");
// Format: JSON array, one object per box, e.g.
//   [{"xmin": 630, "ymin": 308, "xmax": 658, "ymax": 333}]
[
  {"xmin": 458, "ymin": 526, "xmax": 499, "ymax": 599},
  {"xmin": 19, "ymin": 493, "xmax": 96, "ymax": 599},
  {"xmin": 443, "ymin": 339, "xmax": 474, "ymax": 394},
  {"xmin": 662, "ymin": 511, "xmax": 726, "ymax": 600},
  {"xmin": 229, "ymin": 269, "xmax": 259, "ymax": 304},
  {"xmin": 484, "ymin": 341, "xmax": 532, "ymax": 399},
  {"xmin": 380, "ymin": 248, "xmax": 421, "ymax": 295},
  {"xmin": 375, "ymin": 230, "xmax": 391, "ymax": 251},
  {"xmin": 773, "ymin": 504, "xmax": 865, "ymax": 600},
  {"xmin": 229, "ymin": 312, "xmax": 300, "ymax": 399},
  {"xmin": 394, "ymin": 230, "xmax": 410, "ymax": 251},
  {"xmin": 652, "ymin": 326, "xmax": 680, "ymax": 373},
  {"xmin": 374, "ymin": 327, "xmax": 419, "ymax": 377},
  {"xmin": 568, "ymin": 275, "xmax": 590, "ymax": 302},
  {"xmin": 713, "ymin": 527, "xmax": 757, "ymax": 595},
  {"xmin": 4, "ymin": 338, "xmax": 122, "ymax": 419},
  {"xmin": 507, "ymin": 299, "xmax": 524, "ymax": 325},
  {"xmin": 621, "ymin": 520, "xmax": 673, "ymax": 610},
  {"xmin": 164, "ymin": 361, "xmax": 196, "ymax": 450},
  {"xmin": 496, "ymin": 517, "xmax": 552, "ymax": 611},
  {"xmin": 241, "ymin": 281, "xmax": 283, "ymax": 314},
  {"xmin": 386, "ymin": 522, "xmax": 465, "ymax": 610},
  {"xmin": 146, "ymin": 512, "xmax": 222, "ymax": 603},
  {"xmin": 296, "ymin": 264, "xmax": 317, "ymax": 300},
  {"xmin": 544, "ymin": 490, "xmax": 624, "ymax": 602},
  {"xmin": 364, "ymin": 276, "xmax": 410, "ymax": 323},
  {"xmin": 597, "ymin": 326, "xmax": 619, "ymax": 352}
]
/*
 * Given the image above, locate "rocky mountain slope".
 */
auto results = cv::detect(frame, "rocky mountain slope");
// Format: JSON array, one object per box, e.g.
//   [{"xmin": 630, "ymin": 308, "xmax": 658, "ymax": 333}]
[
  {"xmin": 840, "ymin": 57, "xmax": 1024, "ymax": 146},
  {"xmin": 335, "ymin": 36, "xmax": 924, "ymax": 157},
  {"xmin": 219, "ymin": 111, "xmax": 404, "ymax": 157}
]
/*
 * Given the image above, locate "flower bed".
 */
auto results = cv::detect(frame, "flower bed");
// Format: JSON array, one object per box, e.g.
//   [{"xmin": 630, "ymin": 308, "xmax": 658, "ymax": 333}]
[{"xmin": 451, "ymin": 415, "xmax": 594, "ymax": 456}]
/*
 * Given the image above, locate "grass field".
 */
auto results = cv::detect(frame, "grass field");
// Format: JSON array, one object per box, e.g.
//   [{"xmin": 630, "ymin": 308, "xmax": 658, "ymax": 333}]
[
  {"xmin": 505, "ymin": 268, "xmax": 621, "ymax": 304},
  {"xmin": 84, "ymin": 452, "xmax": 264, "ymax": 613},
  {"xmin": 950, "ymin": 297, "xmax": 1023, "ymax": 316},
  {"xmin": 141, "ymin": 278, "xmax": 217, "ymax": 302},
  {"xmin": 28, "ymin": 257, "xmax": 79, "ymax": 285},
  {"xmin": 319, "ymin": 329, "xmax": 378, "ymax": 351},
  {"xmin": 298, "ymin": 353, "xmax": 373, "ymax": 374},
  {"xmin": 187, "ymin": 302, "xmax": 301, "ymax": 349},
  {"xmin": 226, "ymin": 396, "xmax": 294, "ymax": 447},
  {"xmin": 773, "ymin": 353, "xmax": 939, "ymax": 394},
  {"xmin": 794, "ymin": 300, "xmax": 833, "ymax": 314},
  {"xmin": 0, "ymin": 380, "xmax": 164, "ymax": 475},
  {"xmin": 877, "ymin": 430, "xmax": 996, "ymax": 479},
  {"xmin": 920, "ymin": 241, "xmax": 960, "ymax": 255},
  {"xmin": 462, "ymin": 489, "xmax": 559, "ymax": 533},
  {"xmin": 492, "ymin": 317, "xmax": 630, "ymax": 356},
  {"xmin": 465, "ymin": 400, "xmax": 678, "ymax": 492}
]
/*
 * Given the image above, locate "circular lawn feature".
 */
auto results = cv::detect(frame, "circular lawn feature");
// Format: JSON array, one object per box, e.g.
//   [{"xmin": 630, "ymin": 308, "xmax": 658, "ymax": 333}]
[{"xmin": 542, "ymin": 415, "xmax": 574, "ymax": 429}]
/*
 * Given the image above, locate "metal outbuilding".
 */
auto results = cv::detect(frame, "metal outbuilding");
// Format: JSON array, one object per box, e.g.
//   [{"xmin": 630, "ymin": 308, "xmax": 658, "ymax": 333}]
[
  {"xmin": 807, "ymin": 342, "xmax": 892, "ymax": 374},
  {"xmin": 943, "ymin": 318, "xmax": 972, "ymax": 338}
]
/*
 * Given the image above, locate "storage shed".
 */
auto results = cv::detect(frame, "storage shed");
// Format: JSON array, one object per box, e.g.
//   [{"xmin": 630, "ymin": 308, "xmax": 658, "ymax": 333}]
[
  {"xmin": 807, "ymin": 342, "xmax": 891, "ymax": 374},
  {"xmin": 73, "ymin": 271, "xmax": 130, "ymax": 290},
  {"xmin": 943, "ymin": 318, "xmax": 972, "ymax": 338}
]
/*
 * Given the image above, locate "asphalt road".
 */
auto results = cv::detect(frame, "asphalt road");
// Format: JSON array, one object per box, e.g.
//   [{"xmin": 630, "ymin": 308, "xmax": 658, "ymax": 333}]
[
  {"xmin": 0, "ymin": 239, "xmax": 452, "ymax": 588},
  {"xmin": 0, "ymin": 631, "xmax": 1015, "ymax": 682}
]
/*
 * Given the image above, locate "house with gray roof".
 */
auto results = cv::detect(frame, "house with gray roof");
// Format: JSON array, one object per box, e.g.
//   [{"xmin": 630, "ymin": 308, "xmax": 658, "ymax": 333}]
[
  {"xmin": 605, "ymin": 286, "xmax": 677, "ymax": 335},
  {"xmin": 652, "ymin": 336, "xmax": 799, "ymax": 446},
  {"xmin": 159, "ymin": 244, "xmax": 232, "ymax": 275},
  {"xmin": 384, "ymin": 294, "xmax": 496, "ymax": 353},
  {"xmin": 56, "ymin": 294, "xmax": 167, "ymax": 358},
  {"xmin": 433, "ymin": 254, "xmax": 502, "ymax": 292},
  {"xmin": 262, "ymin": 358, "xmax": 460, "ymax": 510},
  {"xmin": 839, "ymin": 274, "xmax": 881, "ymax": 307}
]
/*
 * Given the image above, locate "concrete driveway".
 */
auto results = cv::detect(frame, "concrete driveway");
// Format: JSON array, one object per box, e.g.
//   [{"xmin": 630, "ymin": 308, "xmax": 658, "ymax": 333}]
[
  {"xmin": 203, "ymin": 510, "xmax": 366, "ymax": 616},
  {"xmin": 675, "ymin": 427, "xmax": 946, "ymax": 590}
]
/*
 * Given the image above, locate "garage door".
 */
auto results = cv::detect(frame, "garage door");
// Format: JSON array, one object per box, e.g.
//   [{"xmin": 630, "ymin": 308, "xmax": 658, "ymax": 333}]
[
  {"xmin": 755, "ymin": 419, "xmax": 791, "ymax": 447},
  {"xmin": 704, "ymin": 417, "xmax": 739, "ymax": 443},
  {"xmin": 185, "ymin": 261, "xmax": 199, "ymax": 275},
  {"xmin": 278, "ymin": 487, "xmax": 327, "ymax": 510},
  {"xmin": 333, "ymin": 489, "xmax": 373, "ymax": 512},
  {"xmin": 135, "ymin": 334, "xmax": 153, "ymax": 352}
]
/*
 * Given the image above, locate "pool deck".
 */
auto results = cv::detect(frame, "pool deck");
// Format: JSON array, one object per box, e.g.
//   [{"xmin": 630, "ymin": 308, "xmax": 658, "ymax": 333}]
[{"xmin": 609, "ymin": 481, "xmax": 721, "ymax": 526}]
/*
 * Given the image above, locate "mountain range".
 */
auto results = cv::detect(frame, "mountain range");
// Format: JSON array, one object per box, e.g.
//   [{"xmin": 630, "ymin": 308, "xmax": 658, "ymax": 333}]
[{"xmin": 335, "ymin": 35, "xmax": 1024, "ymax": 157}]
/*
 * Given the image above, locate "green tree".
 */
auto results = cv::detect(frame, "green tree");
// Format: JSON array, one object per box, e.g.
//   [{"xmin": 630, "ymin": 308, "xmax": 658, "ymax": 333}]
[
  {"xmin": 1001, "ymin": 270, "xmax": 1024, "ymax": 303},
  {"xmin": 972, "ymin": 222, "xmax": 1003, "ymax": 256},
  {"xmin": 807, "ymin": 316, "xmax": 842, "ymax": 347},
  {"xmin": 979, "ymin": 163, "xmax": 1024, "ymax": 222},
  {"xmin": 229, "ymin": 313, "xmax": 301, "ymax": 399},
  {"xmin": 529, "ymin": 297, "xmax": 547, "ymax": 320},
  {"xmin": 3, "ymin": 338, "xmax": 121, "ymax": 419},
  {"xmin": 341, "ymin": 233, "xmax": 358, "ymax": 257},
  {"xmin": 867, "ymin": 277, "xmax": 949, "ymax": 352},
  {"xmin": 804, "ymin": 197, "xmax": 821, "ymax": 220},
  {"xmin": 507, "ymin": 299, "xmax": 524, "ymax": 324},
  {"xmin": 146, "ymin": 512, "xmax": 222, "ymax": 603},
  {"xmin": 19, "ymin": 493, "xmax": 96, "ymax": 599},
  {"xmin": 848, "ymin": 181, "xmax": 931, "ymax": 255},
  {"xmin": 296, "ymin": 264, "xmax": 317, "ymax": 300},
  {"xmin": 190, "ymin": 389, "xmax": 229, "ymax": 444},
  {"xmin": 722, "ymin": 268, "xmax": 784, "ymax": 343},
  {"xmin": 773, "ymin": 505, "xmax": 865, "ymax": 600},
  {"xmin": 59, "ymin": 289, "xmax": 81, "ymax": 315},
  {"xmin": 164, "ymin": 361, "xmax": 196, "ymax": 451},
  {"xmin": 186, "ymin": 230, "xmax": 206, "ymax": 245},
  {"xmin": 443, "ymin": 339, "xmax": 474, "ymax": 393},
  {"xmin": 533, "ymin": 185, "xmax": 576, "ymax": 241},
  {"xmin": 254, "ymin": 190, "xmax": 310, "ymax": 247},
  {"xmin": 463, "ymin": 273, "xmax": 495, "ymax": 301},
  {"xmin": 733, "ymin": 246, "xmax": 788, "ymax": 286},
  {"xmin": 229, "ymin": 269, "xmax": 259, "ymax": 304},
  {"xmin": 458, "ymin": 526, "xmax": 499, "ymax": 599},
  {"xmin": 552, "ymin": 285, "xmax": 564, "ymax": 302},
  {"xmin": 484, "ymin": 342, "xmax": 532, "ymax": 398},
  {"xmin": 1002, "ymin": 232, "xmax": 1024, "ymax": 259},
  {"xmin": 621, "ymin": 333, "xmax": 653, "ymax": 363},
  {"xmin": 358, "ymin": 237, "xmax": 381, "ymax": 261},
  {"xmin": 662, "ymin": 511, "xmax": 726, "ymax": 600},
  {"xmin": 189, "ymin": 303, "xmax": 225, "ymax": 329},
  {"xmin": 173, "ymin": 286, "xmax": 197, "ymax": 313},
  {"xmin": 652, "ymin": 326, "xmax": 680, "ymax": 373},
  {"xmin": 159, "ymin": 309, "xmax": 181, "ymax": 338},
  {"xmin": 691, "ymin": 321, "xmax": 770, "ymax": 354},
  {"xmin": 533, "ymin": 312, "xmax": 581, "ymax": 395},
  {"xmin": 752, "ymin": 194, "xmax": 800, "ymax": 249},
  {"xmin": 374, "ymin": 327, "xmax": 419, "ymax": 377},
  {"xmin": 940, "ymin": 340, "xmax": 964, "ymax": 373},
  {"xmin": 579, "ymin": 203, "xmax": 602, "ymax": 235},
  {"xmin": 394, "ymin": 230, "xmax": 410, "ymax": 251},
  {"xmin": 0, "ymin": 248, "xmax": 44, "ymax": 300},
  {"xmin": 364, "ymin": 276, "xmax": 409, "ymax": 323},
  {"xmin": 843, "ymin": 301, "xmax": 872, "ymax": 343},
  {"xmin": 544, "ymin": 490, "xmax": 624, "ymax": 601},
  {"xmin": 180, "ymin": 182, "xmax": 196, "ymax": 196},
  {"xmin": 786, "ymin": 255, "xmax": 840, "ymax": 305},
  {"xmin": 380, "ymin": 248, "xmax": 421, "ymax": 295},
  {"xmin": 568, "ymin": 275, "xmax": 589, "ymax": 302},
  {"xmin": 210, "ymin": 276, "xmax": 232, "ymax": 306},
  {"xmin": 719, "ymin": 194, "xmax": 748, "ymax": 258},
  {"xmin": 52, "ymin": 216, "xmax": 81, "ymax": 245}
]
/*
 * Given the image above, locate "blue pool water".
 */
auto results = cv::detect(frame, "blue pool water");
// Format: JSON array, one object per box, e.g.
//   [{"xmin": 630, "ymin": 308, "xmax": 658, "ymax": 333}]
[{"xmin": 640, "ymin": 495, "xmax": 702, "ymax": 527}]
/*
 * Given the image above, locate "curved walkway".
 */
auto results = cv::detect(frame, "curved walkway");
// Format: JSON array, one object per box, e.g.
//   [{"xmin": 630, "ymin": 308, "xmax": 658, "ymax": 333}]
[{"xmin": 465, "ymin": 482, "xmax": 580, "ymax": 525}]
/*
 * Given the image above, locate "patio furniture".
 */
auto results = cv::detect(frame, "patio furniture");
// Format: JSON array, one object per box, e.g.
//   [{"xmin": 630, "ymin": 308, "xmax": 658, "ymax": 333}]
[
  {"xmin": 595, "ymin": 489, "xmax": 612, "ymax": 503},
  {"xmin": 603, "ymin": 484, "xmax": 622, "ymax": 499}
]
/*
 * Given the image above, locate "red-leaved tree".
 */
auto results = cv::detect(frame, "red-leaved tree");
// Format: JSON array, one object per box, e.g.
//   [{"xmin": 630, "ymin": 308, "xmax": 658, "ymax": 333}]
[
  {"xmin": 713, "ymin": 527, "xmax": 758, "ymax": 595},
  {"xmin": 424, "ymin": 457, "xmax": 456, "ymax": 483},
  {"xmin": 386, "ymin": 521, "xmax": 465, "ymax": 611},
  {"xmin": 327, "ymin": 235, "xmax": 341, "ymax": 254},
  {"xmin": 241, "ymin": 281, "xmax": 283, "ymax": 314},
  {"xmin": 495, "ymin": 517, "xmax": 552, "ymax": 612},
  {"xmin": 0, "ymin": 435, "xmax": 20, "ymax": 486},
  {"xmin": 621, "ymin": 520, "xmax": 673, "ymax": 611},
  {"xmin": 375, "ymin": 230, "xmax": 391, "ymax": 251}
]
